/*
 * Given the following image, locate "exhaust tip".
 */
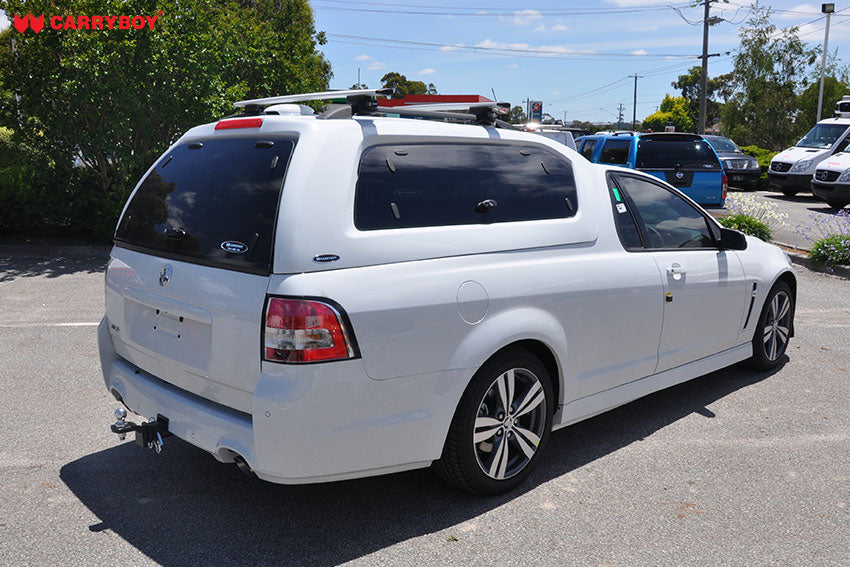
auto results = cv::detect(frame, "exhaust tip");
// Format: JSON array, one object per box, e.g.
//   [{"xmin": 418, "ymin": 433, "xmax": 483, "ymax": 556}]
[{"xmin": 233, "ymin": 455, "xmax": 254, "ymax": 477}]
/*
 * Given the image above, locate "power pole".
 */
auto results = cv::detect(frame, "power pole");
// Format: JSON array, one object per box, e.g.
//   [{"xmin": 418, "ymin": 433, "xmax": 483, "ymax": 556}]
[
  {"xmin": 817, "ymin": 3, "xmax": 835, "ymax": 121},
  {"xmin": 698, "ymin": 0, "xmax": 711, "ymax": 134},
  {"xmin": 617, "ymin": 103, "xmax": 625, "ymax": 130},
  {"xmin": 630, "ymin": 74, "xmax": 643, "ymax": 130}
]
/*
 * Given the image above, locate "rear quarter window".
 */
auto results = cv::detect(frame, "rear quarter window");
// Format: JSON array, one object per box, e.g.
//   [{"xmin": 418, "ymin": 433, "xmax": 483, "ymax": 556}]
[
  {"xmin": 354, "ymin": 142, "xmax": 578, "ymax": 230},
  {"xmin": 115, "ymin": 137, "xmax": 294, "ymax": 274}
]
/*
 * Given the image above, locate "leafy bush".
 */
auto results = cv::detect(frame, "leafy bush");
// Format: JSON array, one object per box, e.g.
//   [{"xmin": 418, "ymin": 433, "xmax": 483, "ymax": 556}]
[
  {"xmin": 719, "ymin": 213, "xmax": 772, "ymax": 241},
  {"xmin": 740, "ymin": 145, "xmax": 778, "ymax": 188},
  {"xmin": 809, "ymin": 234, "xmax": 850, "ymax": 266},
  {"xmin": 796, "ymin": 209, "xmax": 850, "ymax": 266},
  {"xmin": 724, "ymin": 193, "xmax": 787, "ymax": 231}
]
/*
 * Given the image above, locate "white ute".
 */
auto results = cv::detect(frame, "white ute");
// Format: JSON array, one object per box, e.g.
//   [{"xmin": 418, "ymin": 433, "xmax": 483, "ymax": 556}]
[
  {"xmin": 100, "ymin": 89, "xmax": 797, "ymax": 495},
  {"xmin": 769, "ymin": 95, "xmax": 850, "ymax": 196}
]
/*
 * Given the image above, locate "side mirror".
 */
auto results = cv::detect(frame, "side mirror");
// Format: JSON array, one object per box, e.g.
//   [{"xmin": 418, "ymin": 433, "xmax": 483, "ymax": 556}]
[{"xmin": 719, "ymin": 227, "xmax": 747, "ymax": 250}]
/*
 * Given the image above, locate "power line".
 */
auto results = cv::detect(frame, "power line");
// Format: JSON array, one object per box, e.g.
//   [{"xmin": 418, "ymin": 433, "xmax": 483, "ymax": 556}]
[
  {"xmin": 312, "ymin": 0, "xmax": 696, "ymax": 17},
  {"xmin": 325, "ymin": 33, "xmax": 701, "ymax": 59}
]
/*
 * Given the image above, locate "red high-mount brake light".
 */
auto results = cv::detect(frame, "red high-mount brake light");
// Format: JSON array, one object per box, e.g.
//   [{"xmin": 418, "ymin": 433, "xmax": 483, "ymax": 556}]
[
  {"xmin": 215, "ymin": 118, "xmax": 263, "ymax": 130},
  {"xmin": 264, "ymin": 298, "xmax": 356, "ymax": 363},
  {"xmin": 721, "ymin": 174, "xmax": 728, "ymax": 200}
]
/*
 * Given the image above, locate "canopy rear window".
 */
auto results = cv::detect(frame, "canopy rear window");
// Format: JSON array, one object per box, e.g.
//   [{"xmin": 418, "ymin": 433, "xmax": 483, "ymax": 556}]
[
  {"xmin": 115, "ymin": 138, "xmax": 294, "ymax": 274},
  {"xmin": 636, "ymin": 138, "xmax": 720, "ymax": 170}
]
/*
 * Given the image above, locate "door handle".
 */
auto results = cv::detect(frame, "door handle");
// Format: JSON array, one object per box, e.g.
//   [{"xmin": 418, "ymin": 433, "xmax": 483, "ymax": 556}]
[{"xmin": 667, "ymin": 264, "xmax": 686, "ymax": 280}]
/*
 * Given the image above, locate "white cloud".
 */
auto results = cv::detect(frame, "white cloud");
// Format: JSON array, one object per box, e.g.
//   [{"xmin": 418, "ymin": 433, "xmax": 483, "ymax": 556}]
[
  {"xmin": 0, "ymin": 13, "xmax": 8, "ymax": 31},
  {"xmin": 552, "ymin": 91, "xmax": 560, "ymax": 95},
  {"xmin": 440, "ymin": 43, "xmax": 467, "ymax": 52},
  {"xmin": 552, "ymin": 24, "xmax": 568, "ymax": 32},
  {"xmin": 534, "ymin": 25, "xmax": 546, "ymax": 32},
  {"xmin": 475, "ymin": 38, "xmax": 596, "ymax": 58},
  {"xmin": 354, "ymin": 54, "xmax": 372, "ymax": 62},
  {"xmin": 501, "ymin": 9, "xmax": 543, "ymax": 26},
  {"xmin": 507, "ymin": 63, "xmax": 519, "ymax": 69},
  {"xmin": 631, "ymin": 49, "xmax": 648, "ymax": 55},
  {"xmin": 476, "ymin": 39, "xmax": 532, "ymax": 50},
  {"xmin": 779, "ymin": 4, "xmax": 820, "ymax": 19},
  {"xmin": 419, "ymin": 68, "xmax": 437, "ymax": 75},
  {"xmin": 368, "ymin": 61, "xmax": 388, "ymax": 71}
]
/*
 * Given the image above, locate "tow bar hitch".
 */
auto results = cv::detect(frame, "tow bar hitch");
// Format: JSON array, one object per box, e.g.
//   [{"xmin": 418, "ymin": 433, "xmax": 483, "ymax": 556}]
[{"xmin": 111, "ymin": 408, "xmax": 172, "ymax": 453}]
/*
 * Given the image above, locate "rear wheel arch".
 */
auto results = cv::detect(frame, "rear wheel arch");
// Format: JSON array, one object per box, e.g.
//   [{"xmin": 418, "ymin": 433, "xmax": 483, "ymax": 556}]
[{"xmin": 433, "ymin": 344, "xmax": 557, "ymax": 494}]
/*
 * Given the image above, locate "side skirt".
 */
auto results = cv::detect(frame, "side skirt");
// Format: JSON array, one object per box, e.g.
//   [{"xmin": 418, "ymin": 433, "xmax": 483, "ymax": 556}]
[{"xmin": 553, "ymin": 343, "xmax": 752, "ymax": 430}]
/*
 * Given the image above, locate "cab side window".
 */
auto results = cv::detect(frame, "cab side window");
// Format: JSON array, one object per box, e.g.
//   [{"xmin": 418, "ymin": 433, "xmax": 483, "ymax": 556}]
[
  {"xmin": 580, "ymin": 139, "xmax": 596, "ymax": 160},
  {"xmin": 599, "ymin": 140, "xmax": 630, "ymax": 165},
  {"xmin": 614, "ymin": 175, "xmax": 716, "ymax": 249}
]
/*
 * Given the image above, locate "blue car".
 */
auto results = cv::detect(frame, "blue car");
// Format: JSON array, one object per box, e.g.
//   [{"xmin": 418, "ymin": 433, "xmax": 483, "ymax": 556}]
[{"xmin": 576, "ymin": 132, "xmax": 727, "ymax": 207}]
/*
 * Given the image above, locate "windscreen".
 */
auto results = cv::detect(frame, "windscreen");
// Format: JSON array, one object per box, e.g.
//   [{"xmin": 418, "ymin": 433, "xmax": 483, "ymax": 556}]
[
  {"xmin": 708, "ymin": 137, "xmax": 741, "ymax": 153},
  {"xmin": 796, "ymin": 124, "xmax": 849, "ymax": 149},
  {"xmin": 636, "ymin": 138, "xmax": 720, "ymax": 169},
  {"xmin": 115, "ymin": 137, "xmax": 294, "ymax": 274}
]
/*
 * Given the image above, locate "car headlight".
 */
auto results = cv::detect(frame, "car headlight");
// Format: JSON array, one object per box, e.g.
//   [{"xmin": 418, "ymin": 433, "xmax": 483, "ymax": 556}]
[
  {"xmin": 789, "ymin": 159, "xmax": 814, "ymax": 173},
  {"xmin": 748, "ymin": 158, "xmax": 759, "ymax": 169},
  {"xmin": 838, "ymin": 169, "xmax": 850, "ymax": 183}
]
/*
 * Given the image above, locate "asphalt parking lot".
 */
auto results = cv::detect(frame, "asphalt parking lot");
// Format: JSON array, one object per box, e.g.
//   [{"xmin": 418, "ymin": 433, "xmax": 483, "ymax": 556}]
[{"xmin": 0, "ymin": 253, "xmax": 848, "ymax": 566}]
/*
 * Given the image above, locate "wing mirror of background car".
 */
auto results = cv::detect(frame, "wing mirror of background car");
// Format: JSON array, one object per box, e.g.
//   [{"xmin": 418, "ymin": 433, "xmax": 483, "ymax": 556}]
[{"xmin": 719, "ymin": 227, "xmax": 748, "ymax": 250}]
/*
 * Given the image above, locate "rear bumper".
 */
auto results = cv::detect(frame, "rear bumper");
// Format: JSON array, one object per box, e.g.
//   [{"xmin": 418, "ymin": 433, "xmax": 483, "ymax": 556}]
[
  {"xmin": 811, "ymin": 180, "xmax": 850, "ymax": 203},
  {"xmin": 726, "ymin": 170, "xmax": 761, "ymax": 188},
  {"xmin": 98, "ymin": 317, "xmax": 466, "ymax": 484},
  {"xmin": 768, "ymin": 172, "xmax": 811, "ymax": 192}
]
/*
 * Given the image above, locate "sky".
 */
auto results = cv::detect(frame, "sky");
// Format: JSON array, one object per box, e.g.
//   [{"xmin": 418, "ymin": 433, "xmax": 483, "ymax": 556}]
[
  {"xmin": 2, "ymin": 3, "xmax": 849, "ymax": 123},
  {"xmin": 309, "ymin": 0, "xmax": 850, "ymax": 123}
]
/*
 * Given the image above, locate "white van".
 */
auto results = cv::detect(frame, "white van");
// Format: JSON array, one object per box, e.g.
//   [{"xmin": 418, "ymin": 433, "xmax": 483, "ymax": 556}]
[{"xmin": 768, "ymin": 96, "xmax": 850, "ymax": 196}]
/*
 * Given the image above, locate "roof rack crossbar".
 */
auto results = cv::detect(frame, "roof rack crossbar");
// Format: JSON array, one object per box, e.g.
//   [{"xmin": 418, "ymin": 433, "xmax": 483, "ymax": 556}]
[{"xmin": 233, "ymin": 88, "xmax": 392, "ymax": 108}]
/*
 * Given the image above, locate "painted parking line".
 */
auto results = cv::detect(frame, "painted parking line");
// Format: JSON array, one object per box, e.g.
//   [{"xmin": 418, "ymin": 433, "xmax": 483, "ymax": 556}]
[{"xmin": 0, "ymin": 322, "xmax": 100, "ymax": 328}]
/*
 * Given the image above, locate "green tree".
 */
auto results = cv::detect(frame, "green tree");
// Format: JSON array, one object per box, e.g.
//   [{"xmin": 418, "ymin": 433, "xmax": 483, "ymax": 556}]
[
  {"xmin": 672, "ymin": 66, "xmax": 733, "ymax": 125},
  {"xmin": 379, "ymin": 72, "xmax": 437, "ymax": 98},
  {"xmin": 642, "ymin": 95, "xmax": 694, "ymax": 133},
  {"xmin": 508, "ymin": 105, "xmax": 527, "ymax": 124},
  {"xmin": 797, "ymin": 76, "xmax": 849, "ymax": 126},
  {"xmin": 720, "ymin": 5, "xmax": 817, "ymax": 149},
  {"xmin": 0, "ymin": 0, "xmax": 331, "ymax": 237}
]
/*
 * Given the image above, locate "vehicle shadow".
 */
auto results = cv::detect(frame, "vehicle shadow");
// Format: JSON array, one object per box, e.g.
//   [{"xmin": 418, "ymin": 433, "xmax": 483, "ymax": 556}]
[
  {"xmin": 807, "ymin": 205, "xmax": 847, "ymax": 214},
  {"xmin": 60, "ymin": 361, "xmax": 784, "ymax": 567},
  {"xmin": 0, "ymin": 256, "xmax": 107, "ymax": 283},
  {"xmin": 762, "ymin": 193, "xmax": 820, "ymax": 203}
]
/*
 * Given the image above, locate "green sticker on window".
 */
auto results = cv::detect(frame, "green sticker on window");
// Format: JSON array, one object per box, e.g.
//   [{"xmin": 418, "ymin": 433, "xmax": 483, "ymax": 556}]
[{"xmin": 612, "ymin": 187, "xmax": 622, "ymax": 202}]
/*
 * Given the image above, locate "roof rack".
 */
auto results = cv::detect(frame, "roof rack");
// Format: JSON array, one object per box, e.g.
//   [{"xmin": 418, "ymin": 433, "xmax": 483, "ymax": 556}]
[
  {"xmin": 382, "ymin": 101, "xmax": 511, "ymax": 126},
  {"xmin": 230, "ymin": 89, "xmax": 514, "ymax": 127}
]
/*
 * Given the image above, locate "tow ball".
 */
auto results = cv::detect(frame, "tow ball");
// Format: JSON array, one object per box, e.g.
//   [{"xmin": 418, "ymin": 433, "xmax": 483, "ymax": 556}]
[{"xmin": 111, "ymin": 408, "xmax": 172, "ymax": 453}]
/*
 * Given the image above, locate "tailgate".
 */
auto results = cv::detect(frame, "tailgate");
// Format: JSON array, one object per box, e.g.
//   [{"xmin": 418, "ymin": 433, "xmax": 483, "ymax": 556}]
[{"xmin": 106, "ymin": 247, "xmax": 269, "ymax": 413}]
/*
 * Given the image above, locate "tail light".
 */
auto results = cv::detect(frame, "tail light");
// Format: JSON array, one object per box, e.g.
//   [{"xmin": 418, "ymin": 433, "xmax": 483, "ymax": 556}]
[
  {"xmin": 721, "ymin": 174, "xmax": 728, "ymax": 200},
  {"xmin": 264, "ymin": 297, "xmax": 357, "ymax": 363}
]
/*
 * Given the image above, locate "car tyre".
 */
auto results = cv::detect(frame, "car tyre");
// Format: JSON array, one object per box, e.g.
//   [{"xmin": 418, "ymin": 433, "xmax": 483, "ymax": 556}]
[
  {"xmin": 433, "ymin": 347, "xmax": 553, "ymax": 495},
  {"xmin": 747, "ymin": 281, "xmax": 794, "ymax": 370},
  {"xmin": 825, "ymin": 199, "xmax": 847, "ymax": 210},
  {"xmin": 780, "ymin": 188, "xmax": 799, "ymax": 197}
]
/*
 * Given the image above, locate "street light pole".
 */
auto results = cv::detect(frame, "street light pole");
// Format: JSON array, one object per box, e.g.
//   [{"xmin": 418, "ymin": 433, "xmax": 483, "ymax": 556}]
[
  {"xmin": 816, "ymin": 3, "xmax": 835, "ymax": 121},
  {"xmin": 698, "ymin": 0, "xmax": 710, "ymax": 134}
]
